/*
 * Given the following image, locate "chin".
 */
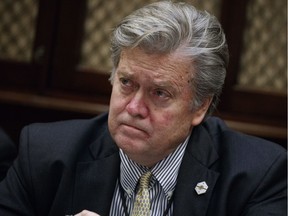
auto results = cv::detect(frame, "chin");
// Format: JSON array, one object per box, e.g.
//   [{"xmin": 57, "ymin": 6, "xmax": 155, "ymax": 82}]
[{"xmin": 115, "ymin": 135, "xmax": 147, "ymax": 153}]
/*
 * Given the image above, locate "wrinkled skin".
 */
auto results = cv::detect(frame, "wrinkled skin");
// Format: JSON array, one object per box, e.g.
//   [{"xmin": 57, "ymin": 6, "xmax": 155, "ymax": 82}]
[{"xmin": 108, "ymin": 48, "xmax": 210, "ymax": 167}]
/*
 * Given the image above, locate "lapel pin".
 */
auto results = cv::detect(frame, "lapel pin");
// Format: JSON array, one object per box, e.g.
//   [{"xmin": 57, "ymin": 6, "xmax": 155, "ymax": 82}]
[{"xmin": 195, "ymin": 181, "xmax": 208, "ymax": 195}]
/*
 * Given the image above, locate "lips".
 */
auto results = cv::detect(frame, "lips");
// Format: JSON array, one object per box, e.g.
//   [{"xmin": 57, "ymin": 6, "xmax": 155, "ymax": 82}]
[
  {"xmin": 122, "ymin": 123, "xmax": 145, "ymax": 132},
  {"xmin": 120, "ymin": 122, "xmax": 149, "ymax": 137}
]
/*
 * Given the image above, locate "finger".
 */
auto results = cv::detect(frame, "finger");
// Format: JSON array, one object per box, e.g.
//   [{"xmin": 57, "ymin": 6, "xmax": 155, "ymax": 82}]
[{"xmin": 74, "ymin": 210, "xmax": 100, "ymax": 216}]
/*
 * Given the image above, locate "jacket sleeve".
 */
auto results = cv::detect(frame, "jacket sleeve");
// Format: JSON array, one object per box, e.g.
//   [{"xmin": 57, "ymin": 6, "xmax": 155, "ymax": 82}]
[
  {"xmin": 0, "ymin": 126, "xmax": 36, "ymax": 216},
  {"xmin": 241, "ymin": 149, "xmax": 287, "ymax": 216}
]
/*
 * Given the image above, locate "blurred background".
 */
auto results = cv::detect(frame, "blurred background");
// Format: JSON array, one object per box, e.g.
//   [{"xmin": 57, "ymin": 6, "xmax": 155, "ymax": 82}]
[{"xmin": 0, "ymin": 0, "xmax": 286, "ymax": 148}]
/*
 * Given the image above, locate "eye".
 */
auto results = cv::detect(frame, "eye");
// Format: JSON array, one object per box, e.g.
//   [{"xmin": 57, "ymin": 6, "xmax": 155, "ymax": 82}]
[
  {"xmin": 118, "ymin": 77, "xmax": 136, "ymax": 94},
  {"xmin": 153, "ymin": 89, "xmax": 171, "ymax": 99},
  {"xmin": 119, "ymin": 77, "xmax": 132, "ymax": 87}
]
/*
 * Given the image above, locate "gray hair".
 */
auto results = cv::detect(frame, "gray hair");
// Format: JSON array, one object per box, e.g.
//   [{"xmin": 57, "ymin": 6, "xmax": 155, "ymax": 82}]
[{"xmin": 110, "ymin": 0, "xmax": 229, "ymax": 115}]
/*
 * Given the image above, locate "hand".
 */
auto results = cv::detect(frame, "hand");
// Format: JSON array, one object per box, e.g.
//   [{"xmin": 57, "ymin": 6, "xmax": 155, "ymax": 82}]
[{"xmin": 74, "ymin": 210, "xmax": 100, "ymax": 216}]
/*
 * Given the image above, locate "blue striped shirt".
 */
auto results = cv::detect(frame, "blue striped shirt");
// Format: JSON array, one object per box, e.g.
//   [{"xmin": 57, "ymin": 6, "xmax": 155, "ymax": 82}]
[{"xmin": 109, "ymin": 134, "xmax": 190, "ymax": 216}]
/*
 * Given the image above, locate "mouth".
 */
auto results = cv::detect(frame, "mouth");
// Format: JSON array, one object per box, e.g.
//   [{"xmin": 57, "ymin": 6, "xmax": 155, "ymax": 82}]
[
  {"xmin": 120, "ymin": 123, "xmax": 149, "ymax": 137},
  {"xmin": 123, "ymin": 123, "xmax": 144, "ymax": 132}
]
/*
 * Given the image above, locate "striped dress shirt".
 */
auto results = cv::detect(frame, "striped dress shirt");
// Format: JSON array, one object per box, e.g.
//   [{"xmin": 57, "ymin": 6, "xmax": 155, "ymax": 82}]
[{"xmin": 109, "ymin": 134, "xmax": 190, "ymax": 216}]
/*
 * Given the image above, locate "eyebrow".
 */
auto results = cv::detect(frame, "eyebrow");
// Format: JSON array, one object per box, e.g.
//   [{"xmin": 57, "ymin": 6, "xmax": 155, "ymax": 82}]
[
  {"xmin": 116, "ymin": 68, "xmax": 181, "ymax": 93},
  {"xmin": 117, "ymin": 69, "xmax": 132, "ymax": 76},
  {"xmin": 153, "ymin": 81, "xmax": 175, "ymax": 89}
]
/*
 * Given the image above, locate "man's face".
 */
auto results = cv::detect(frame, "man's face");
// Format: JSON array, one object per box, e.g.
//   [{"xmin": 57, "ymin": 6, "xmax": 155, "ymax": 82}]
[{"xmin": 108, "ymin": 48, "xmax": 208, "ymax": 167}]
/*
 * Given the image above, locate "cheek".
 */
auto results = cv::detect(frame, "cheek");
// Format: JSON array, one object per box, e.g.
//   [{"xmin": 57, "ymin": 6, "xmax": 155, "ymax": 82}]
[
  {"xmin": 161, "ymin": 112, "xmax": 174, "ymax": 123},
  {"xmin": 152, "ymin": 106, "xmax": 192, "ymax": 132},
  {"xmin": 152, "ymin": 111, "xmax": 175, "ymax": 130}
]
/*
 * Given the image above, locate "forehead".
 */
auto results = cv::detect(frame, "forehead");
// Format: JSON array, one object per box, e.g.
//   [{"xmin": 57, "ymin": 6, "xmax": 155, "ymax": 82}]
[{"xmin": 117, "ymin": 48, "xmax": 193, "ymax": 84}]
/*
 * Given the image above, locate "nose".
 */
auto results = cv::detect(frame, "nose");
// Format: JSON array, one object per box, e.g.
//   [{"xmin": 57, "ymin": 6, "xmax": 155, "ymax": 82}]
[{"xmin": 126, "ymin": 91, "xmax": 149, "ymax": 118}]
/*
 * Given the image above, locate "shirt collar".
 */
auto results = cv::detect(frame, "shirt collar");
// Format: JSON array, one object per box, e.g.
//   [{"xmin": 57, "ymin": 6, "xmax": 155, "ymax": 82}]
[{"xmin": 119, "ymin": 133, "xmax": 190, "ymax": 198}]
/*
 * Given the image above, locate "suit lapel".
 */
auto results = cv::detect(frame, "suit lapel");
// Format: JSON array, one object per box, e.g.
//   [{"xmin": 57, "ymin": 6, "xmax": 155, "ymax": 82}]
[
  {"xmin": 71, "ymin": 117, "xmax": 220, "ymax": 216},
  {"xmin": 173, "ymin": 124, "xmax": 219, "ymax": 216},
  {"xmin": 72, "ymin": 130, "xmax": 120, "ymax": 216}
]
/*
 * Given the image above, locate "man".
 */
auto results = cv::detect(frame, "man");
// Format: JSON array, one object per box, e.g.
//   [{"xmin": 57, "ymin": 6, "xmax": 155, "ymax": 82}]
[{"xmin": 0, "ymin": 1, "xmax": 286, "ymax": 216}]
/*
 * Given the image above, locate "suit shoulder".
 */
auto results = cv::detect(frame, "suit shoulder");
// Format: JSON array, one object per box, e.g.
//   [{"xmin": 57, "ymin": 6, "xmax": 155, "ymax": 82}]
[
  {"xmin": 204, "ymin": 116, "xmax": 286, "ymax": 166},
  {"xmin": 205, "ymin": 116, "xmax": 285, "ymax": 151},
  {"xmin": 24, "ymin": 112, "xmax": 108, "ymax": 139},
  {"xmin": 19, "ymin": 113, "xmax": 110, "ymax": 157},
  {"xmin": 222, "ymin": 124, "xmax": 285, "ymax": 158}
]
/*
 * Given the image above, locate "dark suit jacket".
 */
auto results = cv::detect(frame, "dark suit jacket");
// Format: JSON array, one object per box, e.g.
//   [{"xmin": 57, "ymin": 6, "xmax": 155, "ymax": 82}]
[
  {"xmin": 0, "ymin": 113, "xmax": 286, "ymax": 216},
  {"xmin": 0, "ymin": 128, "xmax": 17, "ymax": 181}
]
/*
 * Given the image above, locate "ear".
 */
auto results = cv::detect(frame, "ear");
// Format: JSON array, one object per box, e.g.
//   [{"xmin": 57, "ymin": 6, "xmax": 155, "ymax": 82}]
[{"xmin": 190, "ymin": 97, "xmax": 212, "ymax": 126}]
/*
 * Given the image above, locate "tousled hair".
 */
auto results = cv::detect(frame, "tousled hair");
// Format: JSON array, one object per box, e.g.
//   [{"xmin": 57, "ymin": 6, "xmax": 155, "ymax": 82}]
[{"xmin": 110, "ymin": 0, "xmax": 229, "ymax": 115}]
